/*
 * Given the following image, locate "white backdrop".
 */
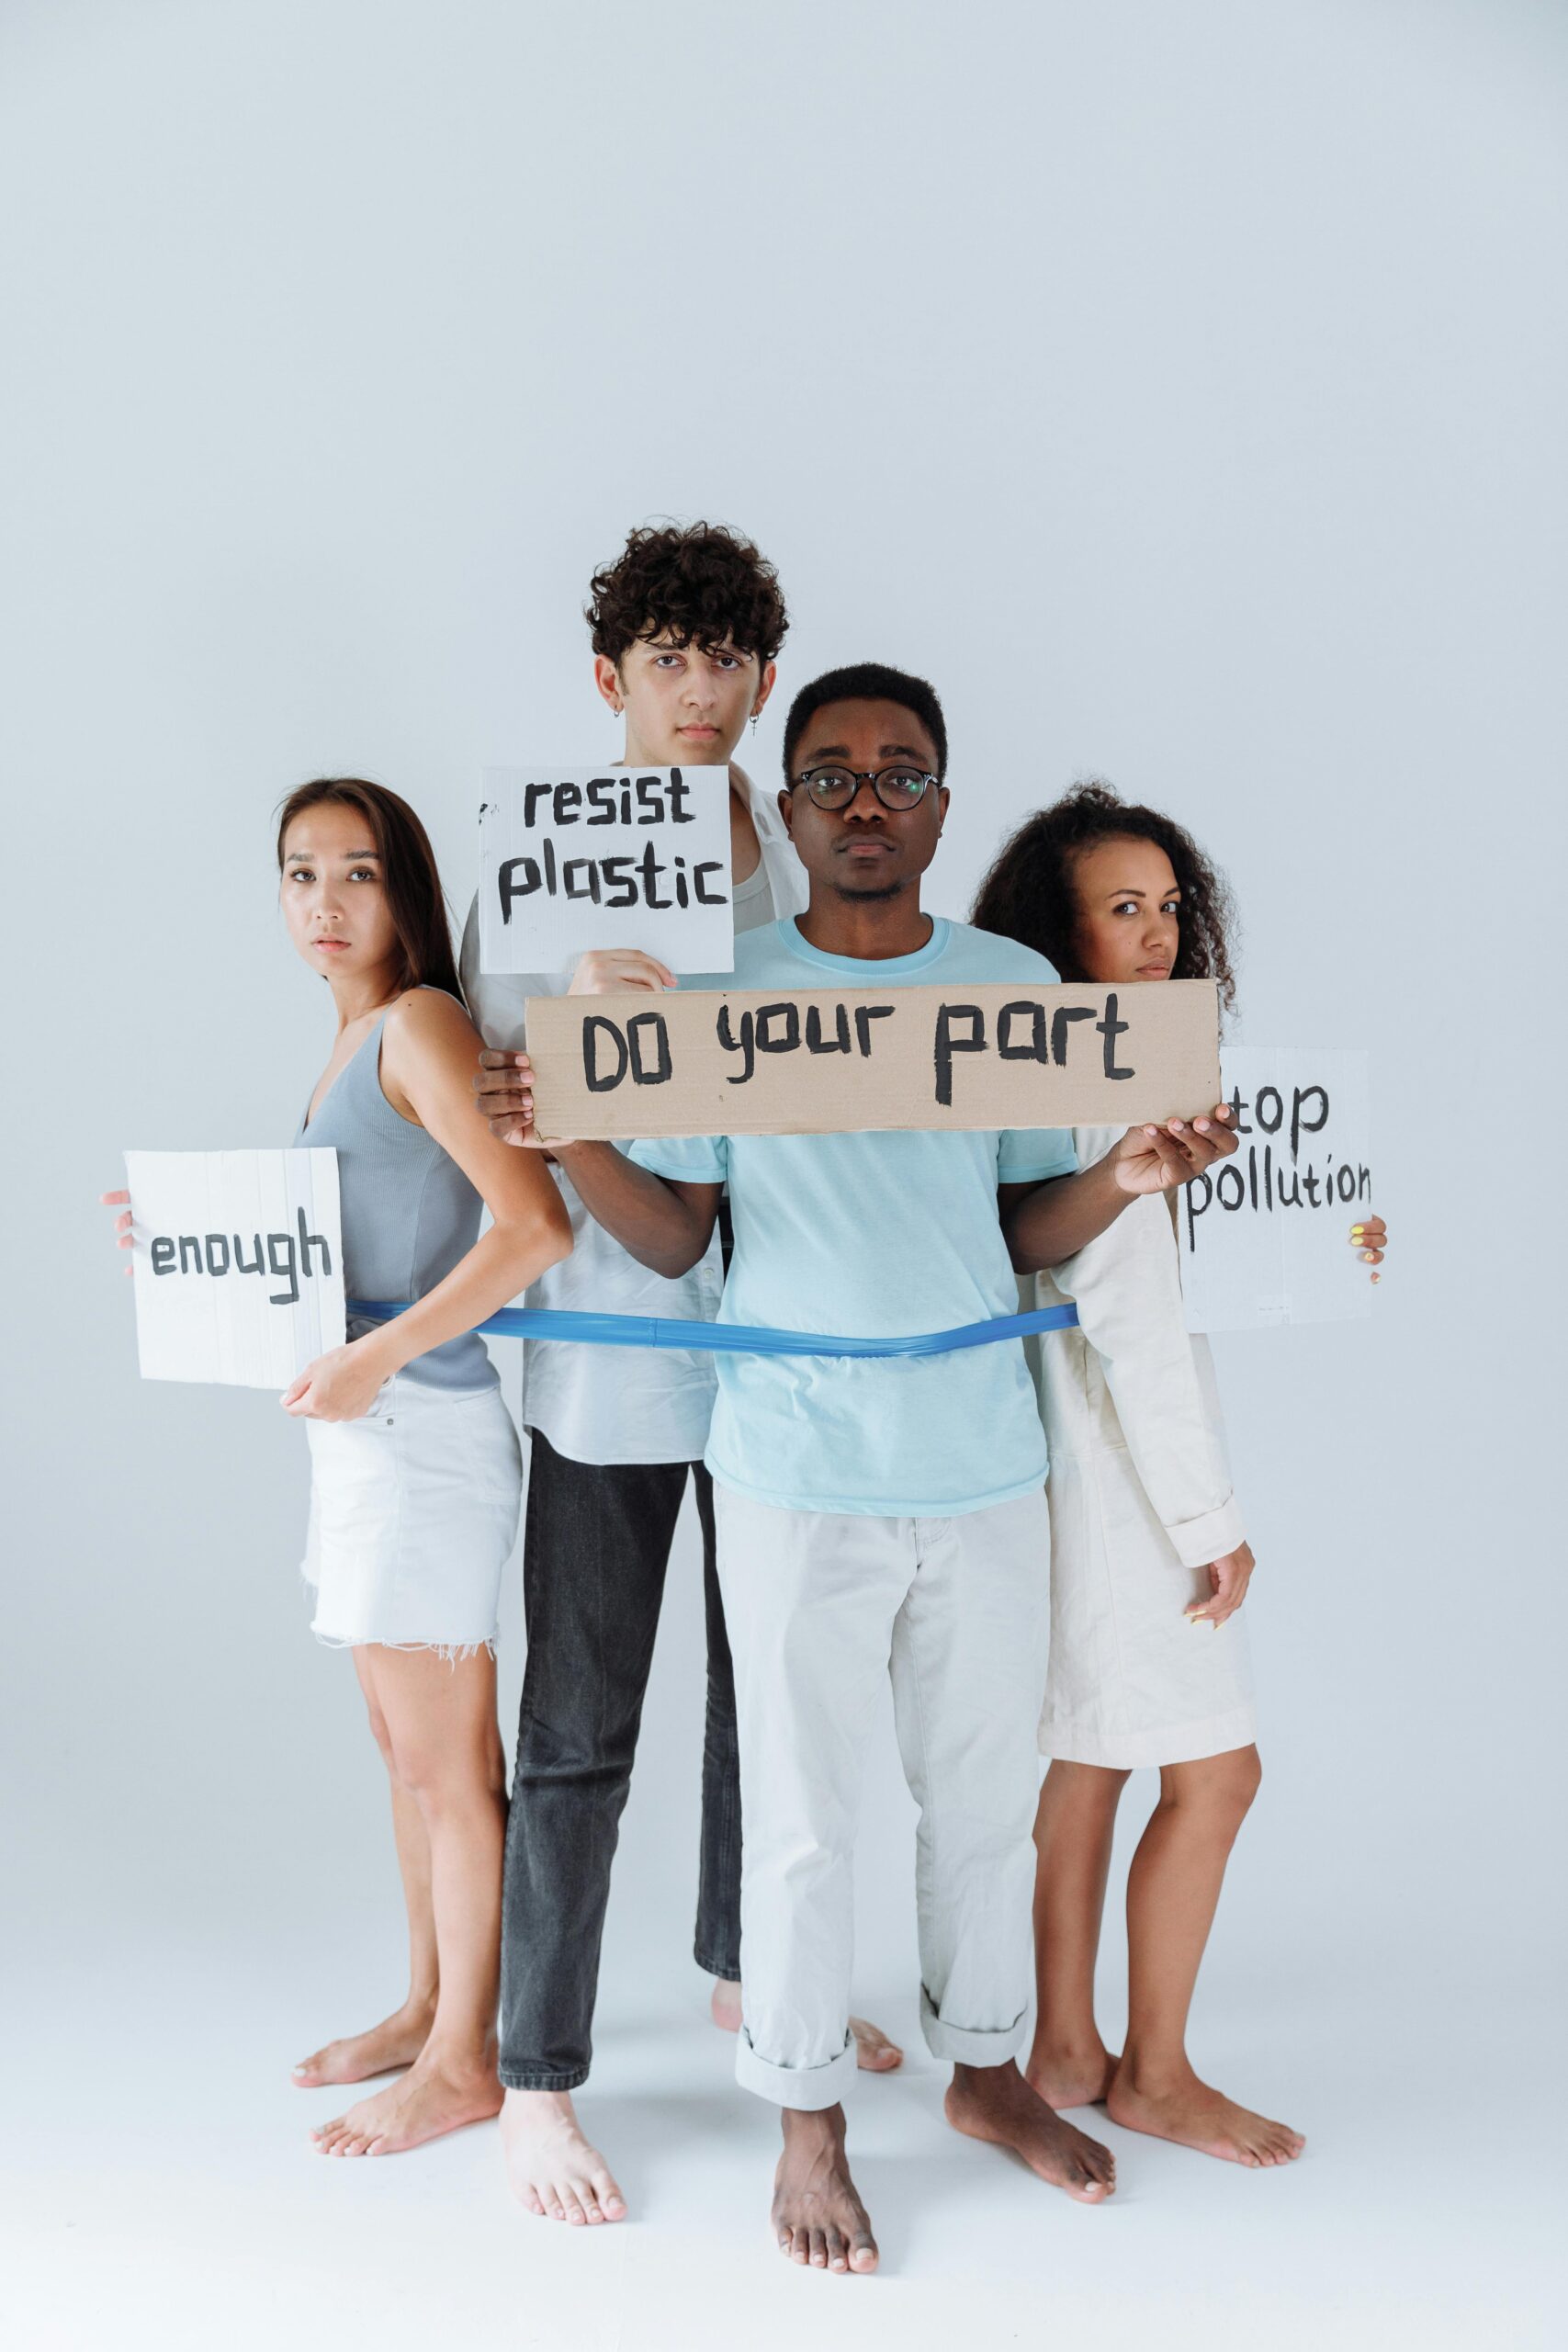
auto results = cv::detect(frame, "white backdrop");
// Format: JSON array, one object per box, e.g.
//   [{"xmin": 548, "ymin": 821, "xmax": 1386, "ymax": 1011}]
[{"xmin": 3, "ymin": 5, "xmax": 1562, "ymax": 2347}]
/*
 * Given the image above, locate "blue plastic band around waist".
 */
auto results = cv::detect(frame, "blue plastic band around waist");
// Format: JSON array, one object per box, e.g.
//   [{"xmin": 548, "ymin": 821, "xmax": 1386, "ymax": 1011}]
[{"xmin": 348, "ymin": 1299, "xmax": 1079, "ymax": 1360}]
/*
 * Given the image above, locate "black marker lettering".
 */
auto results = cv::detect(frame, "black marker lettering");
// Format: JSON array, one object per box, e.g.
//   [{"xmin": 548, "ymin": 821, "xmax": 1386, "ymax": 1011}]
[
  {"xmin": 585, "ymin": 778, "xmax": 617, "ymax": 825},
  {"xmin": 601, "ymin": 855, "xmax": 637, "ymax": 908},
  {"xmin": 717, "ymin": 1005, "xmax": 755, "ymax": 1085},
  {"xmin": 1184, "ymin": 1173, "xmax": 1213, "ymax": 1250},
  {"xmin": 756, "ymin": 1001, "xmax": 801, "ymax": 1054},
  {"xmin": 637, "ymin": 842, "xmax": 671, "ymax": 909},
  {"xmin": 1228, "ymin": 1086, "xmax": 1253, "ymax": 1134},
  {"xmin": 934, "ymin": 1003, "xmax": 986, "ymax": 1107},
  {"xmin": 1302, "ymin": 1168, "xmax": 1322, "ymax": 1206},
  {"xmin": 998, "ymin": 1001, "xmax": 1049, "ymax": 1061},
  {"xmin": 807, "ymin": 1004, "xmax": 852, "ymax": 1055},
  {"xmin": 553, "ymin": 781, "xmax": 581, "ymax": 825},
  {"xmin": 853, "ymin": 1006, "xmax": 895, "ymax": 1056},
  {"xmin": 205, "ymin": 1234, "xmax": 230, "ymax": 1276},
  {"xmin": 233, "ymin": 1233, "xmax": 263, "ymax": 1275},
  {"xmin": 178, "ymin": 1237, "xmax": 202, "ymax": 1274},
  {"xmin": 498, "ymin": 855, "xmax": 539, "ymax": 922},
  {"xmin": 266, "ymin": 1231, "xmax": 299, "ymax": 1306},
  {"xmin": 524, "ymin": 781, "xmax": 552, "ymax": 829},
  {"xmin": 1097, "ymin": 991, "xmax": 1134, "ymax": 1080},
  {"xmin": 627, "ymin": 1012, "xmax": 672, "ymax": 1086},
  {"xmin": 1290, "ymin": 1084, "xmax": 1329, "ymax": 1160},
  {"xmin": 563, "ymin": 858, "xmax": 601, "ymax": 902},
  {"xmin": 1358, "ymin": 1164, "xmax": 1371, "ymax": 1201},
  {"xmin": 1337, "ymin": 1165, "xmax": 1356, "ymax": 1203},
  {"xmin": 668, "ymin": 768, "xmax": 693, "ymax": 823},
  {"xmin": 636, "ymin": 776, "xmax": 665, "ymax": 822},
  {"xmin": 152, "ymin": 1237, "xmax": 175, "ymax": 1275},
  {"xmin": 1216, "ymin": 1165, "xmax": 1245, "ymax": 1211},
  {"xmin": 694, "ymin": 861, "xmax": 727, "ymax": 904},
  {"xmin": 297, "ymin": 1206, "xmax": 332, "ymax": 1279},
  {"xmin": 1255, "ymin": 1085, "xmax": 1282, "ymax": 1134},
  {"xmin": 1050, "ymin": 1005, "xmax": 1096, "ymax": 1064},
  {"xmin": 582, "ymin": 1015, "xmax": 628, "ymax": 1092}
]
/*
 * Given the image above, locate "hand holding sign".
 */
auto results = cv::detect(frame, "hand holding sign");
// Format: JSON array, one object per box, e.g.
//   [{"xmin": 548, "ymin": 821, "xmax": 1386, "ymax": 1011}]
[{"xmin": 1111, "ymin": 1107, "xmax": 1238, "ymax": 1194}]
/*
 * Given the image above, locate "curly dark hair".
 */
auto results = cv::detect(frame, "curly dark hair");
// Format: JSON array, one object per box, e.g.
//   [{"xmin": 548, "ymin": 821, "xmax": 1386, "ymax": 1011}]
[
  {"xmin": 585, "ymin": 520, "xmax": 788, "ymax": 667},
  {"xmin": 970, "ymin": 780, "xmax": 1238, "ymax": 1012}
]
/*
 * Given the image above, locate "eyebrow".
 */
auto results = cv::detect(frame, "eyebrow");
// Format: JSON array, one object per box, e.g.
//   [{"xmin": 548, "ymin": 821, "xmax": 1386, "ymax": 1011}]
[
  {"xmin": 286, "ymin": 847, "xmax": 380, "ymax": 862},
  {"xmin": 801, "ymin": 741, "xmax": 933, "ymax": 765},
  {"xmin": 1101, "ymin": 883, "xmax": 1179, "ymax": 899}
]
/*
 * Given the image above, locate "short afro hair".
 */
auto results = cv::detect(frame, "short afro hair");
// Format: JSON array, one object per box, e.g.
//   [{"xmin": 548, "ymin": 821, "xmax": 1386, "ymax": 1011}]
[
  {"xmin": 782, "ymin": 662, "xmax": 949, "ymax": 781},
  {"xmin": 585, "ymin": 521, "xmax": 788, "ymax": 667}
]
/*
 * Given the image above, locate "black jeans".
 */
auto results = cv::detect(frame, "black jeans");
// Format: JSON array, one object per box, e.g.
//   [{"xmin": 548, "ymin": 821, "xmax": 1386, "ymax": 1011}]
[{"xmin": 497, "ymin": 1430, "xmax": 743, "ymax": 2091}]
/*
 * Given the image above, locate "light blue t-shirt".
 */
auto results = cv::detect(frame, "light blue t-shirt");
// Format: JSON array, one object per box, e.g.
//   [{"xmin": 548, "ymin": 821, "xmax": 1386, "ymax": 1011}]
[{"xmin": 626, "ymin": 917, "xmax": 1077, "ymax": 1516}]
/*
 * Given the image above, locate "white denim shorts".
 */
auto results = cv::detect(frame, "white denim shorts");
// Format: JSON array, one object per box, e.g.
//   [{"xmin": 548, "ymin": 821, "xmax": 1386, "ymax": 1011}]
[{"xmin": 301, "ymin": 1375, "xmax": 522, "ymax": 1654}]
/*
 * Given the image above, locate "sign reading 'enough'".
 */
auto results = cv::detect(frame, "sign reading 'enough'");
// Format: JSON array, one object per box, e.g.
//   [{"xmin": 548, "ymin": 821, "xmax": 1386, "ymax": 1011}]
[{"xmin": 525, "ymin": 980, "xmax": 1221, "ymax": 1140}]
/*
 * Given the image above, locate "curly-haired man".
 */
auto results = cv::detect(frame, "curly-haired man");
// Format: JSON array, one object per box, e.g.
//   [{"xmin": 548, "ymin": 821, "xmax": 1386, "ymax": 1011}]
[{"xmin": 461, "ymin": 522, "xmax": 900, "ymax": 2226}]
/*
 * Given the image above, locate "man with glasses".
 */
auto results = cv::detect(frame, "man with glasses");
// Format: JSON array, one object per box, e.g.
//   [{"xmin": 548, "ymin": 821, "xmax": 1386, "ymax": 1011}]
[{"xmin": 479, "ymin": 661, "xmax": 1238, "ymax": 2273}]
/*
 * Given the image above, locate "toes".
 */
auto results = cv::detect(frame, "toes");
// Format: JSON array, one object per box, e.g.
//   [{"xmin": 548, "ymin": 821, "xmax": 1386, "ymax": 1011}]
[
  {"xmin": 591, "ymin": 2167, "xmax": 626, "ymax": 2221},
  {"xmin": 790, "ymin": 2225, "xmax": 811, "ymax": 2265},
  {"xmin": 558, "ymin": 2185, "xmax": 588, "ymax": 2226},
  {"xmin": 824, "ymin": 2225, "xmax": 848, "ymax": 2274},
  {"xmin": 521, "ymin": 2186, "xmax": 546, "ymax": 2217},
  {"xmin": 807, "ymin": 2226, "xmax": 829, "ymax": 2268},
  {"xmin": 849, "ymin": 2233, "xmax": 879, "ymax": 2272}
]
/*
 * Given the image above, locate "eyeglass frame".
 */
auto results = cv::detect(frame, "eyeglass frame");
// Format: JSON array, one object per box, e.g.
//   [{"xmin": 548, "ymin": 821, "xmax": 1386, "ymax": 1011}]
[{"xmin": 788, "ymin": 763, "xmax": 944, "ymax": 812}]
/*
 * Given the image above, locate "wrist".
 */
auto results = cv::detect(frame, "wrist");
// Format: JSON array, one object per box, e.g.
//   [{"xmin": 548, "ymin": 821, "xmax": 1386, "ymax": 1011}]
[{"xmin": 354, "ymin": 1323, "xmax": 411, "ymax": 1380}]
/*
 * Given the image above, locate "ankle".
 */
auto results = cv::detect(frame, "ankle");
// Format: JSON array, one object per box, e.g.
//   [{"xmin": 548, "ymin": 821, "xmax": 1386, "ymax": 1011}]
[
  {"xmin": 1113, "ymin": 2045, "xmax": 1196, "ymax": 2098},
  {"xmin": 401, "ymin": 1985, "xmax": 439, "ymax": 2023}
]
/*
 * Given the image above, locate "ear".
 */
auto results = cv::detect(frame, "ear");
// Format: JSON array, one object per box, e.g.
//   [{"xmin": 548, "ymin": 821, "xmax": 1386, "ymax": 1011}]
[
  {"xmin": 751, "ymin": 659, "xmax": 778, "ymax": 720},
  {"xmin": 935, "ymin": 784, "xmax": 951, "ymax": 836},
  {"xmin": 592, "ymin": 655, "xmax": 624, "ymax": 716},
  {"xmin": 778, "ymin": 786, "xmax": 795, "ymax": 838}
]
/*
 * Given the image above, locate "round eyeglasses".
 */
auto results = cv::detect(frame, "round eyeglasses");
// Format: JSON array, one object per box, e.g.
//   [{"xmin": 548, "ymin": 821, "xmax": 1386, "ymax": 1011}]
[{"xmin": 791, "ymin": 764, "xmax": 941, "ymax": 811}]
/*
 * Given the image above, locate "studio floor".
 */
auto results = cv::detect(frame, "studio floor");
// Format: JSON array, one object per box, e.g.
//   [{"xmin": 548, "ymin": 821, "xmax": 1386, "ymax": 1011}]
[{"xmin": 7, "ymin": 1928, "xmax": 1559, "ymax": 2352}]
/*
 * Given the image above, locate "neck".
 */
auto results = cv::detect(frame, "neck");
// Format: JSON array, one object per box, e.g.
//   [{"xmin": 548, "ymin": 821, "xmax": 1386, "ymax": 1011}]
[
  {"xmin": 328, "ymin": 963, "xmax": 402, "ymax": 1029},
  {"xmin": 795, "ymin": 883, "xmax": 933, "ymax": 961}
]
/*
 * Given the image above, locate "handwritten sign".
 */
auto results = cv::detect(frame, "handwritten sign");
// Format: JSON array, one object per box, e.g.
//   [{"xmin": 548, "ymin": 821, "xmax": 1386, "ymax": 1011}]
[
  {"xmin": 124, "ymin": 1148, "xmax": 345, "ymax": 1385},
  {"xmin": 478, "ymin": 765, "xmax": 734, "ymax": 975},
  {"xmin": 1179, "ymin": 1048, "xmax": 1372, "ymax": 1330},
  {"xmin": 525, "ymin": 980, "xmax": 1220, "ymax": 1139}
]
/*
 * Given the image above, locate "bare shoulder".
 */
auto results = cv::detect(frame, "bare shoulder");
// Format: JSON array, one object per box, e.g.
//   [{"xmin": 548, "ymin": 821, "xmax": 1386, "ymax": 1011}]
[{"xmin": 380, "ymin": 988, "xmax": 482, "ymax": 1087}]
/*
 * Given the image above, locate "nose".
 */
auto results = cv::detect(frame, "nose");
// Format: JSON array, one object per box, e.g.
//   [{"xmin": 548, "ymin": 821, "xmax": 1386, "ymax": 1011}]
[{"xmin": 840, "ymin": 777, "xmax": 886, "ymax": 821}]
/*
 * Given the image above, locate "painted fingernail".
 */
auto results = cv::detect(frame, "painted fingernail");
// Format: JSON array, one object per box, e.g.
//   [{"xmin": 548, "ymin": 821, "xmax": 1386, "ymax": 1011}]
[
  {"xmin": 1361, "ymin": 1250, "xmax": 1376, "ymax": 1261},
  {"xmin": 1371, "ymin": 1272, "xmax": 1382, "ymax": 1284},
  {"xmin": 1350, "ymin": 1224, "xmax": 1365, "ymax": 1237}
]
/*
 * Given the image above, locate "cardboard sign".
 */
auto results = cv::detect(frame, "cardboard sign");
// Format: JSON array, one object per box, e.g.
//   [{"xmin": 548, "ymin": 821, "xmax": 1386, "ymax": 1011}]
[
  {"xmin": 525, "ymin": 979, "xmax": 1219, "ymax": 1139},
  {"xmin": 1179, "ymin": 1048, "xmax": 1372, "ymax": 1330},
  {"xmin": 478, "ymin": 765, "xmax": 734, "ymax": 976},
  {"xmin": 124, "ymin": 1148, "xmax": 345, "ymax": 1385}
]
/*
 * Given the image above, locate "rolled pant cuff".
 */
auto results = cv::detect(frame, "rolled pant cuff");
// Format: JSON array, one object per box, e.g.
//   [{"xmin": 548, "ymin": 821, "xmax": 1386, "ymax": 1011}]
[
  {"xmin": 734, "ymin": 2027, "xmax": 858, "ymax": 2110},
  {"xmin": 919, "ymin": 1984, "xmax": 1029, "ymax": 2069},
  {"xmin": 694, "ymin": 1942, "xmax": 741, "ymax": 1982},
  {"xmin": 498, "ymin": 2067, "xmax": 590, "ymax": 2093}
]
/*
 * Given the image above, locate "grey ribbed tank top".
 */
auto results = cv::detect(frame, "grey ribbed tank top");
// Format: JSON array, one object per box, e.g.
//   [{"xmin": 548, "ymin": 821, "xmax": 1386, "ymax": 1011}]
[{"xmin": 294, "ymin": 994, "xmax": 496, "ymax": 1393}]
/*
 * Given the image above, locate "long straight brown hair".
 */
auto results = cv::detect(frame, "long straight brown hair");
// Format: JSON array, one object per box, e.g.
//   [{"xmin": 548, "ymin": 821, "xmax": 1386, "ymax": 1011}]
[{"xmin": 276, "ymin": 776, "xmax": 464, "ymax": 1004}]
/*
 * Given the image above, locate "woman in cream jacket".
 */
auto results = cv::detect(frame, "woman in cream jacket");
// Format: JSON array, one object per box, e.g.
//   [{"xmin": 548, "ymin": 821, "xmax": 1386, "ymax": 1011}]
[{"xmin": 974, "ymin": 785, "xmax": 1384, "ymax": 2170}]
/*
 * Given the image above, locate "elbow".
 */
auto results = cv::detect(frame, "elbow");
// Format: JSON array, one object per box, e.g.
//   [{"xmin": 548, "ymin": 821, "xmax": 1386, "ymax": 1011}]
[{"xmin": 499, "ymin": 1198, "xmax": 574, "ymax": 1277}]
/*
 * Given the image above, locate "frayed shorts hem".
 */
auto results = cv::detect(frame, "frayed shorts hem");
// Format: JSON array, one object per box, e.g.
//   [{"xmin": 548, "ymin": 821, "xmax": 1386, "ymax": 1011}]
[
  {"xmin": 310, "ymin": 1624, "xmax": 499, "ymax": 1663},
  {"xmin": 919, "ymin": 1986, "xmax": 1030, "ymax": 2068},
  {"xmin": 735, "ymin": 2029, "xmax": 857, "ymax": 2110}
]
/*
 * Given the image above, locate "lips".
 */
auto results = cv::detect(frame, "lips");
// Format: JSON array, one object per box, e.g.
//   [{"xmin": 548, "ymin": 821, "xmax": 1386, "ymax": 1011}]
[{"xmin": 313, "ymin": 938, "xmax": 350, "ymax": 952}]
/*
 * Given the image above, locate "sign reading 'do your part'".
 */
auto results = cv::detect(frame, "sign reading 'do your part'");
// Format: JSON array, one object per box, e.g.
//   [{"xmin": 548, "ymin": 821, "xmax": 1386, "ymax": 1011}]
[
  {"xmin": 524, "ymin": 980, "xmax": 1220, "ymax": 1139},
  {"xmin": 124, "ymin": 1148, "xmax": 344, "ymax": 1386},
  {"xmin": 1180, "ymin": 1048, "xmax": 1372, "ymax": 1330},
  {"xmin": 479, "ymin": 766, "xmax": 734, "ymax": 976}
]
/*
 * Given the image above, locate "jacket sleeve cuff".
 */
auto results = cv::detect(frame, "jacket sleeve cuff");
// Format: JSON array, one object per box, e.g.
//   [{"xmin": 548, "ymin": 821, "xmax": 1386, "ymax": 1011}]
[{"xmin": 1162, "ymin": 1494, "xmax": 1246, "ymax": 1570}]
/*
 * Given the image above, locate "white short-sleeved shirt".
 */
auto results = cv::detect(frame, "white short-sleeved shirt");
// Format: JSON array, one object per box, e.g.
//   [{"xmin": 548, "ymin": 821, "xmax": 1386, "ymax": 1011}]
[
  {"xmin": 460, "ymin": 770, "xmax": 805, "ymax": 1465},
  {"xmin": 627, "ymin": 918, "xmax": 1078, "ymax": 1517}
]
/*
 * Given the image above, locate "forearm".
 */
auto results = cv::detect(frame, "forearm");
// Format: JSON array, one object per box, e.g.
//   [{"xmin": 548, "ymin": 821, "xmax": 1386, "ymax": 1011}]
[
  {"xmin": 1006, "ymin": 1153, "xmax": 1131, "ymax": 1273},
  {"xmin": 352, "ymin": 1211, "xmax": 570, "ymax": 1380},
  {"xmin": 552, "ymin": 1140, "xmax": 714, "ymax": 1278}
]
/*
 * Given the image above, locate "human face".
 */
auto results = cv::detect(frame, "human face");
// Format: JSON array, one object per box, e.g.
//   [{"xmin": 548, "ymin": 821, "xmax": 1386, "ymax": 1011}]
[
  {"xmin": 594, "ymin": 632, "xmax": 775, "ymax": 766},
  {"xmin": 1068, "ymin": 834, "xmax": 1182, "ymax": 985},
  {"xmin": 780, "ymin": 698, "xmax": 948, "ymax": 900},
  {"xmin": 279, "ymin": 801, "xmax": 400, "ymax": 995}
]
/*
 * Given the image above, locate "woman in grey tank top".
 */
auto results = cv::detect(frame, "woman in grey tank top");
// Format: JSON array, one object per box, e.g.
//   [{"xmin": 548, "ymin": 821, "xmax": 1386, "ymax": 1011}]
[{"xmin": 228, "ymin": 780, "xmax": 571, "ymax": 2158}]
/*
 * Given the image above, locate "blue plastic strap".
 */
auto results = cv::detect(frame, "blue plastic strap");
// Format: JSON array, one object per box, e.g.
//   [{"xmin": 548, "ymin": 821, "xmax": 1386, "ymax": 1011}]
[{"xmin": 348, "ymin": 1299, "xmax": 1079, "ymax": 1360}]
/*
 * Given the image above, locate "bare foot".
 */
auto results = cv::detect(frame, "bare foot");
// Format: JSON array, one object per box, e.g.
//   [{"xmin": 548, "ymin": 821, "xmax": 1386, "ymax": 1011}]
[
  {"xmin": 1107, "ymin": 2063, "xmax": 1304, "ymax": 2167},
  {"xmin": 711, "ymin": 1980, "xmax": 904, "ymax": 2074},
  {"xmin": 500, "ymin": 2087, "xmax": 627, "ymax": 2224},
  {"xmin": 311, "ymin": 2045, "xmax": 502, "ymax": 2157},
  {"xmin": 944, "ymin": 2061, "xmax": 1115, "ymax": 2202},
  {"xmin": 772, "ymin": 2105, "xmax": 878, "ymax": 2274},
  {"xmin": 1024, "ymin": 2034, "xmax": 1117, "ymax": 2110},
  {"xmin": 292, "ymin": 1997, "xmax": 434, "ymax": 2088}
]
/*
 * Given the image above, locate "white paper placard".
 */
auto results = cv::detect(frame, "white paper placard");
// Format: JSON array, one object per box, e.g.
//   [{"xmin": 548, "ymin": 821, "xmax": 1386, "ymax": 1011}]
[
  {"xmin": 1179, "ymin": 1049, "xmax": 1372, "ymax": 1331},
  {"xmin": 124, "ymin": 1148, "xmax": 345, "ymax": 1386},
  {"xmin": 478, "ymin": 765, "xmax": 735, "ymax": 975}
]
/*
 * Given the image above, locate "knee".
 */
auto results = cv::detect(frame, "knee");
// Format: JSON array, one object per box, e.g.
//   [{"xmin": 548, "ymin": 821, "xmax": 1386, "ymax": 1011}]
[
  {"xmin": 363, "ymin": 1698, "xmax": 397, "ymax": 1771},
  {"xmin": 1178, "ymin": 1746, "xmax": 1261, "ymax": 1827}
]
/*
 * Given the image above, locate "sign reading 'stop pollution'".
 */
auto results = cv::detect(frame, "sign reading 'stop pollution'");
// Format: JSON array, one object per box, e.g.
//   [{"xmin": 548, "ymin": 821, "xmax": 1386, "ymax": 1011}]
[
  {"xmin": 479, "ymin": 766, "xmax": 734, "ymax": 975},
  {"xmin": 124, "ymin": 1148, "xmax": 345, "ymax": 1385},
  {"xmin": 524, "ymin": 979, "xmax": 1221, "ymax": 1139},
  {"xmin": 1179, "ymin": 1048, "xmax": 1373, "ymax": 1330}
]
